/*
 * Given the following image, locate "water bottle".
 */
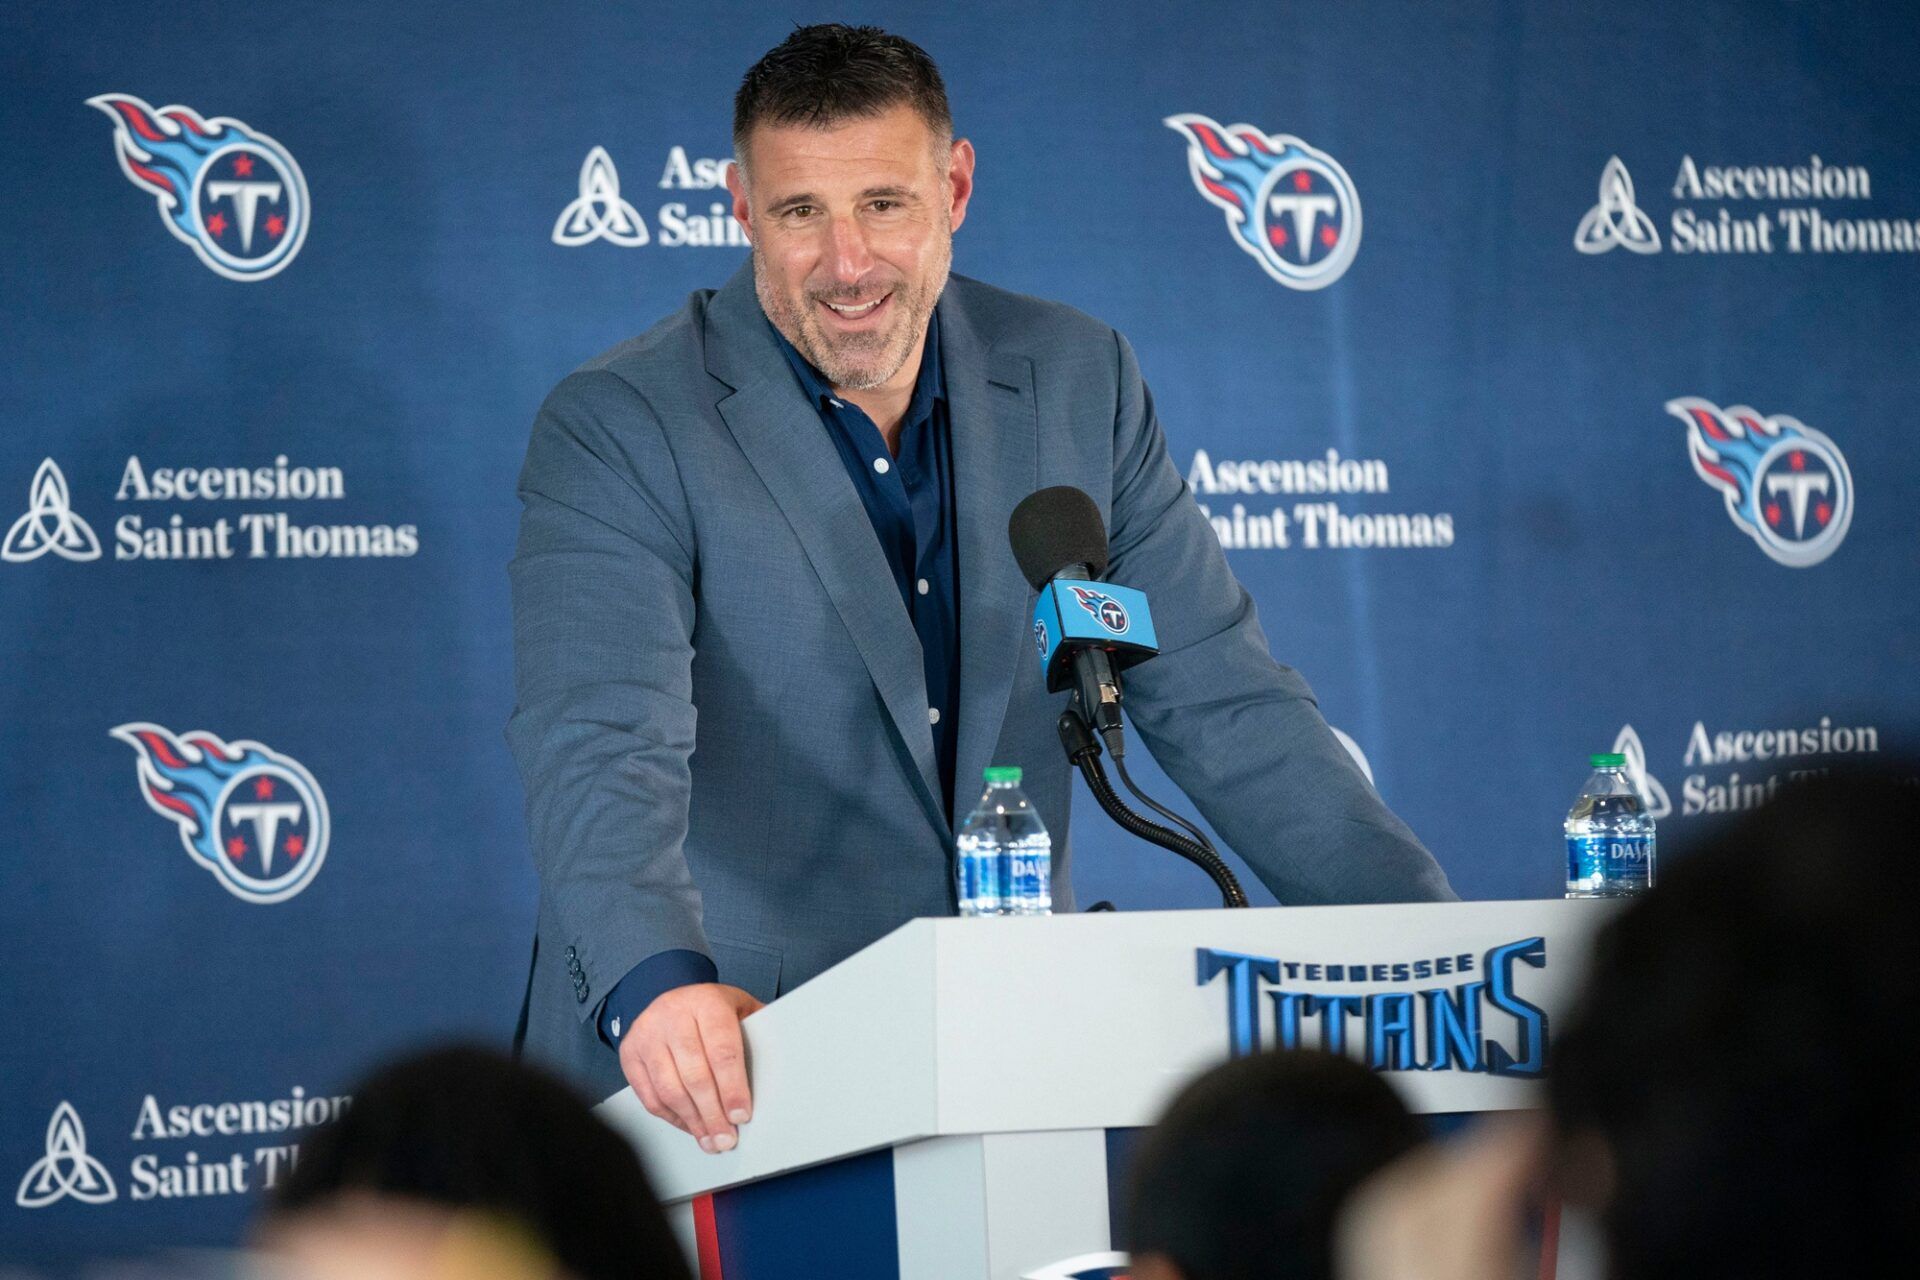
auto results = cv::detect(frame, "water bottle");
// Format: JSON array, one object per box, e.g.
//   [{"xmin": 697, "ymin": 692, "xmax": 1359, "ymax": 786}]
[
  {"xmin": 1564, "ymin": 752, "xmax": 1655, "ymax": 898},
  {"xmin": 955, "ymin": 766, "xmax": 1052, "ymax": 917}
]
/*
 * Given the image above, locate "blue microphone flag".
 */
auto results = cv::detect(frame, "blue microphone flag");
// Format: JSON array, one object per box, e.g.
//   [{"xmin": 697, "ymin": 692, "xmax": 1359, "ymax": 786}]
[{"xmin": 1031, "ymin": 579, "xmax": 1159, "ymax": 692}]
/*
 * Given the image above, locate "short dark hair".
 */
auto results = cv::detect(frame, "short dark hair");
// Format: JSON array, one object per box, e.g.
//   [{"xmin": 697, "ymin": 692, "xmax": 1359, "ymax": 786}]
[
  {"xmin": 265, "ymin": 1045, "xmax": 691, "ymax": 1280},
  {"xmin": 733, "ymin": 24, "xmax": 952, "ymax": 161},
  {"xmin": 1550, "ymin": 766, "xmax": 1920, "ymax": 1280},
  {"xmin": 1126, "ymin": 1049, "xmax": 1425, "ymax": 1280}
]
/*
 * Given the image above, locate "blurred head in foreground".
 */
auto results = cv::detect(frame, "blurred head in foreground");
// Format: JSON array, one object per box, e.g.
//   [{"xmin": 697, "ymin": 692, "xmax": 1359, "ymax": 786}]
[
  {"xmin": 254, "ymin": 1044, "xmax": 690, "ymax": 1280},
  {"xmin": 1127, "ymin": 1048, "xmax": 1426, "ymax": 1280},
  {"xmin": 1551, "ymin": 767, "xmax": 1920, "ymax": 1280}
]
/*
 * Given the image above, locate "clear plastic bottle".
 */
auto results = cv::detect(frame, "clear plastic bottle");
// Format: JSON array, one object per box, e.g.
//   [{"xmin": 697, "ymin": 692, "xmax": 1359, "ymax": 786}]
[
  {"xmin": 955, "ymin": 766, "xmax": 1052, "ymax": 917},
  {"xmin": 1564, "ymin": 752, "xmax": 1656, "ymax": 898}
]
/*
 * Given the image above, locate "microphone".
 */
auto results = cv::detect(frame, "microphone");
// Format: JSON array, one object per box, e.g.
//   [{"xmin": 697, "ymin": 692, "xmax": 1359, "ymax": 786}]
[
  {"xmin": 1006, "ymin": 486, "xmax": 1248, "ymax": 909},
  {"xmin": 1008, "ymin": 487, "xmax": 1158, "ymax": 757},
  {"xmin": 1008, "ymin": 484, "xmax": 1108, "ymax": 588}
]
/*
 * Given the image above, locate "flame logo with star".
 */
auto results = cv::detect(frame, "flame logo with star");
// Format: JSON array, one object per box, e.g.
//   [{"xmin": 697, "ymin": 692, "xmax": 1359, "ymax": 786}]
[
  {"xmin": 87, "ymin": 93, "xmax": 310, "ymax": 281},
  {"xmin": 1664, "ymin": 397, "xmax": 1854, "ymax": 568},
  {"xmin": 1069, "ymin": 585, "xmax": 1131, "ymax": 635},
  {"xmin": 1165, "ymin": 113, "xmax": 1362, "ymax": 290},
  {"xmin": 112, "ymin": 723, "xmax": 330, "ymax": 903}
]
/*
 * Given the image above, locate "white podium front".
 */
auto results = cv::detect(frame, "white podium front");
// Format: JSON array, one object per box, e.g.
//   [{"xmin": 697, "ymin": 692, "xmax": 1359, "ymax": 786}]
[{"xmin": 598, "ymin": 900, "xmax": 1615, "ymax": 1280}]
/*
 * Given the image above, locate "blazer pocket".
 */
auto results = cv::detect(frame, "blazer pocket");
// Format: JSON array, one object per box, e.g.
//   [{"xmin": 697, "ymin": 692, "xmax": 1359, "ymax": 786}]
[{"xmin": 709, "ymin": 934, "xmax": 783, "ymax": 1004}]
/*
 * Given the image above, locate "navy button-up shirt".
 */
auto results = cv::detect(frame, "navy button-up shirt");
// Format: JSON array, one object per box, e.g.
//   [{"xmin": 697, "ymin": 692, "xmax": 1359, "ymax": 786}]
[
  {"xmin": 596, "ymin": 312, "xmax": 961, "ymax": 1050},
  {"xmin": 771, "ymin": 311, "xmax": 960, "ymax": 810}
]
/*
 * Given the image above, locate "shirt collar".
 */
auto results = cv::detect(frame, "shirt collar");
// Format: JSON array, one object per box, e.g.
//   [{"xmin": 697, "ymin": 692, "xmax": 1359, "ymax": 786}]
[{"xmin": 770, "ymin": 310, "xmax": 946, "ymax": 428}]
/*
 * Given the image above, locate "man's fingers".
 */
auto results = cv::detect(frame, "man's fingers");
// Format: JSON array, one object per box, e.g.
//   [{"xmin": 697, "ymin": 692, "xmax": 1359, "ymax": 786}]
[
  {"xmin": 696, "ymin": 1004, "xmax": 753, "ymax": 1125},
  {"xmin": 620, "ymin": 1038, "xmax": 690, "ymax": 1135},
  {"xmin": 629, "ymin": 1068, "xmax": 689, "ymax": 1135},
  {"xmin": 668, "ymin": 1029, "xmax": 736, "ymax": 1151},
  {"xmin": 644, "ymin": 1049, "xmax": 711, "ymax": 1144},
  {"xmin": 623, "ymin": 984, "xmax": 759, "ymax": 1153}
]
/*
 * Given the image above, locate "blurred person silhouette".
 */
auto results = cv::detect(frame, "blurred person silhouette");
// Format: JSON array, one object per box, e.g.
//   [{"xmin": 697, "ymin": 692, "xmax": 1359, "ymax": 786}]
[
  {"xmin": 253, "ymin": 1044, "xmax": 691, "ymax": 1280},
  {"xmin": 1340, "ymin": 765, "xmax": 1920, "ymax": 1280},
  {"xmin": 1127, "ymin": 1048, "xmax": 1426, "ymax": 1280}
]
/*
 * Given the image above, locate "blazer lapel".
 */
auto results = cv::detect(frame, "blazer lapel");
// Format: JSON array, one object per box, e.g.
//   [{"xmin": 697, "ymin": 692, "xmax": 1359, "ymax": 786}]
[
  {"xmin": 703, "ymin": 266, "xmax": 947, "ymax": 836},
  {"xmin": 942, "ymin": 287, "xmax": 1040, "ymax": 813}
]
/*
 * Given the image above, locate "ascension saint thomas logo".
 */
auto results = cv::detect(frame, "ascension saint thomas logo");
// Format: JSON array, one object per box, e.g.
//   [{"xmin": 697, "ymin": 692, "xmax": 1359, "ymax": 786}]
[
  {"xmin": 553, "ymin": 146, "xmax": 648, "ymax": 246},
  {"xmin": 16, "ymin": 1103, "xmax": 116, "ymax": 1208},
  {"xmin": 3, "ymin": 459, "xmax": 100, "ymax": 563},
  {"xmin": 1575, "ymin": 156, "xmax": 1661, "ymax": 254}
]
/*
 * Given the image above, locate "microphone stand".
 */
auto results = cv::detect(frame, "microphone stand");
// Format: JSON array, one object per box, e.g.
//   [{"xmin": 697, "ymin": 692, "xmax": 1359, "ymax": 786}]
[{"xmin": 1057, "ymin": 699, "xmax": 1249, "ymax": 909}]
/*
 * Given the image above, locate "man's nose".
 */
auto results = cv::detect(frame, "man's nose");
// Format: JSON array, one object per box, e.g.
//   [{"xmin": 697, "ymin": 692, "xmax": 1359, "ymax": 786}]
[{"xmin": 826, "ymin": 214, "xmax": 874, "ymax": 284}]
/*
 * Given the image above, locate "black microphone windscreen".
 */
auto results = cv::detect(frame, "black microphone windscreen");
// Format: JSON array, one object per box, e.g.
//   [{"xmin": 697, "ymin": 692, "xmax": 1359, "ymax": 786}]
[{"xmin": 1008, "ymin": 486, "xmax": 1110, "ymax": 589}]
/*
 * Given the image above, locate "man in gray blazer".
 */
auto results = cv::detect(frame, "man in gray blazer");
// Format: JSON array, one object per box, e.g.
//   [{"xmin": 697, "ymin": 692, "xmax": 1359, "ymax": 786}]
[{"xmin": 509, "ymin": 25, "xmax": 1452, "ymax": 1152}]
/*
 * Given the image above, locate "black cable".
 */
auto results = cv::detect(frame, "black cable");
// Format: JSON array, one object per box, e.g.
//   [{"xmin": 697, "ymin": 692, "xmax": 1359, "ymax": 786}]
[
  {"xmin": 1079, "ymin": 752, "xmax": 1248, "ymax": 908},
  {"xmin": 1113, "ymin": 751, "xmax": 1217, "ymax": 855},
  {"xmin": 1059, "ymin": 711, "xmax": 1248, "ymax": 908}
]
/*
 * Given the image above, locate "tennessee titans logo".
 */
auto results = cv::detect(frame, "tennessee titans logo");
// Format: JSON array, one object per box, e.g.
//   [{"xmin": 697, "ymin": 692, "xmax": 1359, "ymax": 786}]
[
  {"xmin": 1033, "ymin": 619, "xmax": 1049, "ymax": 660},
  {"xmin": 1665, "ymin": 397, "xmax": 1853, "ymax": 567},
  {"xmin": 1070, "ymin": 586, "xmax": 1130, "ymax": 635},
  {"xmin": 88, "ymin": 94, "xmax": 309, "ymax": 281},
  {"xmin": 1165, "ymin": 113, "xmax": 1361, "ymax": 290},
  {"xmin": 112, "ymin": 723, "xmax": 330, "ymax": 903}
]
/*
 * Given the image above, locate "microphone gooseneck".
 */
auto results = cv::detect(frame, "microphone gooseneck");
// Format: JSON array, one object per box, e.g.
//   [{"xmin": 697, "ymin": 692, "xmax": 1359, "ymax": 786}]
[
  {"xmin": 1014, "ymin": 484, "xmax": 1249, "ymax": 909},
  {"xmin": 1057, "ymin": 711, "xmax": 1248, "ymax": 908},
  {"xmin": 1112, "ymin": 751, "xmax": 1216, "ymax": 853}
]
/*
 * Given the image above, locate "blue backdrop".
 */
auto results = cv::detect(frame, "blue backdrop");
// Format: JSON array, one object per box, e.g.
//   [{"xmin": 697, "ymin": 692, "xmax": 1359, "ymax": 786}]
[{"xmin": 5, "ymin": 0, "xmax": 1916, "ymax": 1265}]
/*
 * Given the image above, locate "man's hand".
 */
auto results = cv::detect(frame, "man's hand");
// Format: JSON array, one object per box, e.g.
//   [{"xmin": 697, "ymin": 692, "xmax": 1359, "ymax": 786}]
[{"xmin": 619, "ymin": 983, "xmax": 764, "ymax": 1152}]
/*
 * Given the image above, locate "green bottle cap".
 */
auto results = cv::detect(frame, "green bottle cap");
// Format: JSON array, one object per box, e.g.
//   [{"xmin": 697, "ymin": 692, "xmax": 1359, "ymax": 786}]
[
  {"xmin": 984, "ymin": 766, "xmax": 1023, "ymax": 785},
  {"xmin": 1591, "ymin": 753, "xmax": 1627, "ymax": 768}
]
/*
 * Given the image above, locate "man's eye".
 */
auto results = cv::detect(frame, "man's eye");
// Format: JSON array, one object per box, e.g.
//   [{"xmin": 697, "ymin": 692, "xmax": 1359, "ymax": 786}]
[{"xmin": 784, "ymin": 205, "xmax": 815, "ymax": 219}]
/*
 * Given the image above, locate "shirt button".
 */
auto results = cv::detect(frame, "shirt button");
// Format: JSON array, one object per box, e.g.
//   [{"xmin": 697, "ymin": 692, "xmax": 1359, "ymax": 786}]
[
  {"xmin": 610, "ymin": 1017, "xmax": 622, "ymax": 1039},
  {"xmin": 917, "ymin": 578, "xmax": 930, "ymax": 595},
  {"xmin": 873, "ymin": 457, "xmax": 891, "ymax": 475},
  {"xmin": 830, "ymin": 398, "xmax": 844, "ymax": 408},
  {"xmin": 928, "ymin": 707, "xmax": 941, "ymax": 725}
]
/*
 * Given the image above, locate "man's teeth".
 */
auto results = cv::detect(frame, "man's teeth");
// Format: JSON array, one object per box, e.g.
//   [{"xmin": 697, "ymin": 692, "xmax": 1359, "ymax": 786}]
[{"xmin": 823, "ymin": 296, "xmax": 885, "ymax": 314}]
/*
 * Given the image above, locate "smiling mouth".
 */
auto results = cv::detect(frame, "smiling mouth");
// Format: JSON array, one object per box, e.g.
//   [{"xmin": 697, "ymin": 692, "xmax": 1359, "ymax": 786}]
[{"xmin": 819, "ymin": 293, "xmax": 890, "ymax": 317}]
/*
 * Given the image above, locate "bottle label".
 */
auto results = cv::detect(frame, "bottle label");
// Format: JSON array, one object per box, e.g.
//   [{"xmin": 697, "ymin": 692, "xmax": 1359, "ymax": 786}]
[
  {"xmin": 956, "ymin": 836, "xmax": 1002, "ymax": 914},
  {"xmin": 1006, "ymin": 836, "xmax": 1052, "ymax": 907},
  {"xmin": 1566, "ymin": 834, "xmax": 1653, "ymax": 890}
]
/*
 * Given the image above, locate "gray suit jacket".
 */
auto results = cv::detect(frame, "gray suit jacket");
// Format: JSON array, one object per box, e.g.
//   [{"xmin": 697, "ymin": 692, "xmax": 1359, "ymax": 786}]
[{"xmin": 508, "ymin": 264, "xmax": 1453, "ymax": 1098}]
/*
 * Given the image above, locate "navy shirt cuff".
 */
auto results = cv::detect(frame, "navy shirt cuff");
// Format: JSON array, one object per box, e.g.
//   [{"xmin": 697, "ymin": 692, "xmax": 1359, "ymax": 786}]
[{"xmin": 596, "ymin": 949, "xmax": 719, "ymax": 1050}]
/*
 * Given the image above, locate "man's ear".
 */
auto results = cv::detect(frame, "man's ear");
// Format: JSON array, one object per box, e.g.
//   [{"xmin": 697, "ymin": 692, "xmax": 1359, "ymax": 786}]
[
  {"xmin": 726, "ymin": 160, "xmax": 752, "ymax": 242},
  {"xmin": 946, "ymin": 138, "xmax": 977, "ymax": 233}
]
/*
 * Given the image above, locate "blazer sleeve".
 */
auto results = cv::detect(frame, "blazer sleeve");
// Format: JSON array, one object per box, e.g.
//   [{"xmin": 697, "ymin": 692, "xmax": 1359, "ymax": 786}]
[
  {"xmin": 506, "ymin": 368, "xmax": 713, "ymax": 1022},
  {"xmin": 1100, "ymin": 330, "xmax": 1457, "ymax": 904}
]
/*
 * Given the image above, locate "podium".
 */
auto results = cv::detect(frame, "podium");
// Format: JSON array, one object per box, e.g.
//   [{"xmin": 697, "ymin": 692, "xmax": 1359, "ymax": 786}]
[{"xmin": 598, "ymin": 900, "xmax": 1615, "ymax": 1280}]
